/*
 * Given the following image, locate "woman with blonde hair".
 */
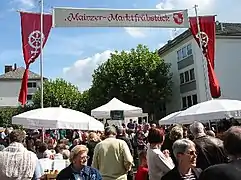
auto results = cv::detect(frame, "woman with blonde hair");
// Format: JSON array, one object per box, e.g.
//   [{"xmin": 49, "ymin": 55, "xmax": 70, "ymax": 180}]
[{"xmin": 57, "ymin": 145, "xmax": 102, "ymax": 180}]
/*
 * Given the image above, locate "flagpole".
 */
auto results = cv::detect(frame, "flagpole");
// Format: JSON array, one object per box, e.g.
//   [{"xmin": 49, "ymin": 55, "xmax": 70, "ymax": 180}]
[
  {"xmin": 40, "ymin": 0, "xmax": 44, "ymax": 108},
  {"xmin": 40, "ymin": 0, "xmax": 45, "ymax": 142},
  {"xmin": 194, "ymin": 5, "xmax": 210, "ymax": 101}
]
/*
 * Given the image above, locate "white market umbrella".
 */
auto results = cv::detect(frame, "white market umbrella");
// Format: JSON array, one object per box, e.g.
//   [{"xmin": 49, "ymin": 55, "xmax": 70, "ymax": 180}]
[
  {"xmin": 175, "ymin": 99, "xmax": 241, "ymax": 124},
  {"xmin": 12, "ymin": 107, "xmax": 104, "ymax": 131},
  {"xmin": 91, "ymin": 97, "xmax": 143, "ymax": 118},
  {"xmin": 159, "ymin": 111, "xmax": 182, "ymax": 125}
]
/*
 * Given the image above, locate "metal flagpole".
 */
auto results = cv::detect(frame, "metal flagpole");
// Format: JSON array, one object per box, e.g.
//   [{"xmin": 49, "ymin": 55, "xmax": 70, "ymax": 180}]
[
  {"xmin": 194, "ymin": 5, "xmax": 210, "ymax": 101},
  {"xmin": 39, "ymin": 0, "xmax": 45, "ymax": 142},
  {"xmin": 40, "ymin": 0, "xmax": 44, "ymax": 108}
]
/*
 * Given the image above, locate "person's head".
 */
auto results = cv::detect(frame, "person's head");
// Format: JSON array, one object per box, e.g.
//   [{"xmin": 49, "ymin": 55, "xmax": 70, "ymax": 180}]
[
  {"xmin": 189, "ymin": 122, "xmax": 205, "ymax": 138},
  {"xmin": 182, "ymin": 126, "xmax": 188, "ymax": 138},
  {"xmin": 38, "ymin": 142, "xmax": 48, "ymax": 153},
  {"xmin": 147, "ymin": 128, "xmax": 164, "ymax": 146},
  {"xmin": 55, "ymin": 143, "xmax": 66, "ymax": 154},
  {"xmin": 139, "ymin": 150, "xmax": 147, "ymax": 167},
  {"xmin": 116, "ymin": 126, "xmax": 124, "ymax": 136},
  {"xmin": 47, "ymin": 142, "xmax": 54, "ymax": 150},
  {"xmin": 4, "ymin": 128, "xmax": 9, "ymax": 135},
  {"xmin": 151, "ymin": 123, "xmax": 156, "ymax": 128},
  {"xmin": 169, "ymin": 125, "xmax": 183, "ymax": 141},
  {"xmin": 172, "ymin": 139, "xmax": 197, "ymax": 169},
  {"xmin": 223, "ymin": 126, "xmax": 241, "ymax": 158},
  {"xmin": 9, "ymin": 129, "xmax": 26, "ymax": 143},
  {"xmin": 73, "ymin": 139, "xmax": 80, "ymax": 146},
  {"xmin": 62, "ymin": 149, "xmax": 70, "ymax": 159},
  {"xmin": 88, "ymin": 132, "xmax": 98, "ymax": 142},
  {"xmin": 206, "ymin": 130, "xmax": 215, "ymax": 137},
  {"xmin": 82, "ymin": 132, "xmax": 89, "ymax": 142},
  {"xmin": 104, "ymin": 126, "xmax": 117, "ymax": 137},
  {"xmin": 70, "ymin": 145, "xmax": 89, "ymax": 168}
]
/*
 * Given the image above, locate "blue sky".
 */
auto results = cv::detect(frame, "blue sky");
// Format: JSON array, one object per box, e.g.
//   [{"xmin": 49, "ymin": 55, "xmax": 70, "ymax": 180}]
[{"xmin": 0, "ymin": 0, "xmax": 241, "ymax": 91}]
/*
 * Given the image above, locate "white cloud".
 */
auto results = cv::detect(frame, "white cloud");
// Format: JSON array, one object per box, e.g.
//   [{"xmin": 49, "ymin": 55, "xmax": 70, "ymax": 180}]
[
  {"xmin": 63, "ymin": 50, "xmax": 113, "ymax": 91},
  {"xmin": 124, "ymin": 27, "xmax": 147, "ymax": 38},
  {"xmin": 156, "ymin": 0, "xmax": 216, "ymax": 39},
  {"xmin": 11, "ymin": 0, "xmax": 36, "ymax": 10},
  {"xmin": 156, "ymin": 0, "xmax": 215, "ymax": 16},
  {"xmin": 125, "ymin": 0, "xmax": 215, "ymax": 39}
]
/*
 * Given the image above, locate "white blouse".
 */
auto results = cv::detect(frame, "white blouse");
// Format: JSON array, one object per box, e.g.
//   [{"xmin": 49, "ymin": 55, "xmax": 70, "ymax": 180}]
[{"xmin": 147, "ymin": 145, "xmax": 174, "ymax": 180}]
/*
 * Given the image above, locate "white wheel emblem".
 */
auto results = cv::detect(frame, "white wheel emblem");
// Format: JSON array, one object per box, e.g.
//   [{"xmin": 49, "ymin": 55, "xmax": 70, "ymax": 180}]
[
  {"xmin": 28, "ymin": 30, "xmax": 45, "ymax": 56},
  {"xmin": 196, "ymin": 31, "xmax": 209, "ymax": 47}
]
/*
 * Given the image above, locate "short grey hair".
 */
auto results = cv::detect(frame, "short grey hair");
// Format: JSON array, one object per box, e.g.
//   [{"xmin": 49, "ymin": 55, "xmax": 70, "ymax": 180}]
[
  {"xmin": 189, "ymin": 122, "xmax": 205, "ymax": 136},
  {"xmin": 104, "ymin": 126, "xmax": 117, "ymax": 136},
  {"xmin": 172, "ymin": 139, "xmax": 195, "ymax": 159},
  {"xmin": 69, "ymin": 145, "xmax": 88, "ymax": 163}
]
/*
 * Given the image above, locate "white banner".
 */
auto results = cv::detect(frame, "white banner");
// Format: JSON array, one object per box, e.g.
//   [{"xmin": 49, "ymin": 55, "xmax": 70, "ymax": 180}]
[{"xmin": 52, "ymin": 8, "xmax": 189, "ymax": 28}]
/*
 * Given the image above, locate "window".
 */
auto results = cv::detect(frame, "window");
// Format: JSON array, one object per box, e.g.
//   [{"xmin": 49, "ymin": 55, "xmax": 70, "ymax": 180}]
[
  {"xmin": 184, "ymin": 71, "xmax": 189, "ymax": 82},
  {"xmin": 182, "ymin": 47, "xmax": 187, "ymax": 58},
  {"xmin": 27, "ymin": 95, "xmax": 32, "ymax": 101},
  {"xmin": 182, "ymin": 97, "xmax": 187, "ymax": 109},
  {"xmin": 177, "ymin": 49, "xmax": 182, "ymax": 61},
  {"xmin": 192, "ymin": 94, "xmax": 198, "ymax": 105},
  {"xmin": 177, "ymin": 44, "xmax": 192, "ymax": 61},
  {"xmin": 28, "ymin": 82, "xmax": 37, "ymax": 88},
  {"xmin": 187, "ymin": 96, "xmax": 192, "ymax": 107},
  {"xmin": 182, "ymin": 94, "xmax": 198, "ymax": 109},
  {"xmin": 180, "ymin": 73, "xmax": 184, "ymax": 84},
  {"xmin": 190, "ymin": 68, "xmax": 195, "ymax": 80},
  {"xmin": 187, "ymin": 44, "xmax": 192, "ymax": 55}
]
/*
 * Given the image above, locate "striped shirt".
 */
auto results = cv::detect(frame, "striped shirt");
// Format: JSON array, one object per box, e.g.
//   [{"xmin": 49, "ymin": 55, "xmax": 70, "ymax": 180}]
[{"xmin": 181, "ymin": 172, "xmax": 196, "ymax": 180}]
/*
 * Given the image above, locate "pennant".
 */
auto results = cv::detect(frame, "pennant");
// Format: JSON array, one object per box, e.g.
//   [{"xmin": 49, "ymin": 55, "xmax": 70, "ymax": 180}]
[
  {"xmin": 19, "ymin": 12, "xmax": 52, "ymax": 105},
  {"xmin": 189, "ymin": 16, "xmax": 221, "ymax": 98}
]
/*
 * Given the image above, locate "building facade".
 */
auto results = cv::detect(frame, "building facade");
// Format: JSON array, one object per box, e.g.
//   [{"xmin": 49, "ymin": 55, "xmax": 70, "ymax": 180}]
[
  {"xmin": 158, "ymin": 22, "xmax": 241, "ymax": 114},
  {"xmin": 0, "ymin": 64, "xmax": 41, "ymax": 107}
]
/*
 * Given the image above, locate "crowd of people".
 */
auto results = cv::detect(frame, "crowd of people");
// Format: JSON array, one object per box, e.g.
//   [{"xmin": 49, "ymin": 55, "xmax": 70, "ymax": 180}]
[{"xmin": 0, "ymin": 119, "xmax": 240, "ymax": 180}]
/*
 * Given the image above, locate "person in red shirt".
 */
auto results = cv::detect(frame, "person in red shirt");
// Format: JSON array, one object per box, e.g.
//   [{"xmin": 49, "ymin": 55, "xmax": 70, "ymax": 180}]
[{"xmin": 135, "ymin": 150, "xmax": 149, "ymax": 180}]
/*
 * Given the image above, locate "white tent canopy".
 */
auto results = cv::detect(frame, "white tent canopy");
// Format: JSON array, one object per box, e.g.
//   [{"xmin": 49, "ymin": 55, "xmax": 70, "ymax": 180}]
[
  {"xmin": 12, "ymin": 107, "xmax": 104, "ymax": 131},
  {"xmin": 159, "ymin": 111, "xmax": 182, "ymax": 125},
  {"xmin": 91, "ymin": 98, "xmax": 143, "ymax": 118},
  {"xmin": 175, "ymin": 99, "xmax": 241, "ymax": 124}
]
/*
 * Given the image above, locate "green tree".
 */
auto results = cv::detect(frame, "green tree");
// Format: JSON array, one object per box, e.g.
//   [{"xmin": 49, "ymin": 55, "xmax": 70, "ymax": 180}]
[
  {"xmin": 0, "ymin": 105, "xmax": 34, "ymax": 127},
  {"xmin": 77, "ymin": 90, "xmax": 93, "ymax": 114},
  {"xmin": 0, "ymin": 107, "xmax": 19, "ymax": 126},
  {"xmin": 90, "ymin": 44, "xmax": 172, "ymax": 120},
  {"xmin": 32, "ymin": 78, "xmax": 81, "ymax": 110}
]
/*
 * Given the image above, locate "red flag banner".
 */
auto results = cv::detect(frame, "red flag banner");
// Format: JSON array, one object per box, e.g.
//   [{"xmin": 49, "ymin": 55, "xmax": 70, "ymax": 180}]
[
  {"xmin": 189, "ymin": 16, "xmax": 221, "ymax": 98},
  {"xmin": 19, "ymin": 12, "xmax": 52, "ymax": 105}
]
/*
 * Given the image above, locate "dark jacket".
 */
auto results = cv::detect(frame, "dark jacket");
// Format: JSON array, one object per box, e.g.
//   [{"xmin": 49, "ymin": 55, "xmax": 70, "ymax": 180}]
[
  {"xmin": 87, "ymin": 140, "xmax": 99, "ymax": 166},
  {"xmin": 116, "ymin": 135, "xmax": 134, "ymax": 155},
  {"xmin": 116, "ymin": 134, "xmax": 134, "ymax": 180},
  {"xmin": 199, "ymin": 159, "xmax": 241, "ymax": 180},
  {"xmin": 161, "ymin": 167, "xmax": 202, "ymax": 180},
  {"xmin": 193, "ymin": 135, "xmax": 228, "ymax": 170},
  {"xmin": 56, "ymin": 164, "xmax": 102, "ymax": 180}
]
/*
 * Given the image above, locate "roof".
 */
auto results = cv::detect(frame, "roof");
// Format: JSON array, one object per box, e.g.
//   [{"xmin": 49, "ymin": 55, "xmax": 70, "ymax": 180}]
[
  {"xmin": 0, "ymin": 67, "xmax": 41, "ymax": 80},
  {"xmin": 158, "ymin": 22, "xmax": 241, "ymax": 55}
]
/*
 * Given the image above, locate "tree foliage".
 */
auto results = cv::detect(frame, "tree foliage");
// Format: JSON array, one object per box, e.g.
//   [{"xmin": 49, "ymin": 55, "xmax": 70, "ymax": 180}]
[
  {"xmin": 32, "ymin": 78, "xmax": 81, "ymax": 110},
  {"xmin": 0, "ymin": 108, "xmax": 18, "ymax": 126},
  {"xmin": 77, "ymin": 90, "xmax": 93, "ymax": 114},
  {"xmin": 89, "ymin": 44, "xmax": 172, "ymax": 119}
]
